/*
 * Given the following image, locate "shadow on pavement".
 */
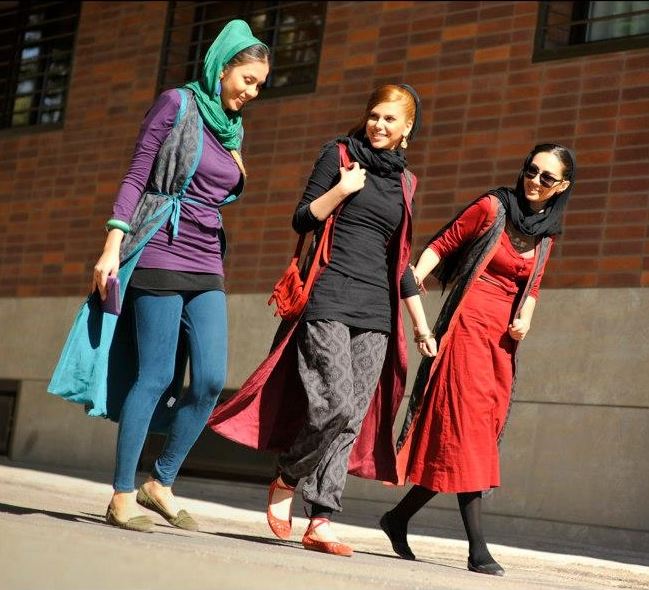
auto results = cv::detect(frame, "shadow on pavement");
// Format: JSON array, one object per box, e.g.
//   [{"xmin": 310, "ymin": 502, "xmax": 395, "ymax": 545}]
[
  {"xmin": 211, "ymin": 531, "xmax": 299, "ymax": 549},
  {"xmin": 3, "ymin": 459, "xmax": 648, "ymax": 569},
  {"xmin": 0, "ymin": 501, "xmax": 105, "ymax": 526}
]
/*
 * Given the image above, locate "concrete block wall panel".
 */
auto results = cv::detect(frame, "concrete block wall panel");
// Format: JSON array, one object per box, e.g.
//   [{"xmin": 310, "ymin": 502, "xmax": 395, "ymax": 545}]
[
  {"xmin": 1, "ymin": 288, "xmax": 647, "ymax": 551},
  {"xmin": 10, "ymin": 380, "xmax": 117, "ymax": 471}
]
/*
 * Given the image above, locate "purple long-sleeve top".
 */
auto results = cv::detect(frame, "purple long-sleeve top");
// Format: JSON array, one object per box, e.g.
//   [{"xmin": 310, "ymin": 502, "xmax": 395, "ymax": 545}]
[{"xmin": 112, "ymin": 89, "xmax": 242, "ymax": 275}]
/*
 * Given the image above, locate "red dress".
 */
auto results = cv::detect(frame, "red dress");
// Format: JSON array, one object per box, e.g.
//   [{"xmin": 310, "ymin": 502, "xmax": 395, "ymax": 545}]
[{"xmin": 406, "ymin": 198, "xmax": 547, "ymax": 493}]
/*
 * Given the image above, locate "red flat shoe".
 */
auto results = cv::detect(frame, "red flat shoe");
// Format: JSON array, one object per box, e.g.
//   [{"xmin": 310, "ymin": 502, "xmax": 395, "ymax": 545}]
[
  {"xmin": 267, "ymin": 476, "xmax": 295, "ymax": 539},
  {"xmin": 302, "ymin": 517, "xmax": 353, "ymax": 557}
]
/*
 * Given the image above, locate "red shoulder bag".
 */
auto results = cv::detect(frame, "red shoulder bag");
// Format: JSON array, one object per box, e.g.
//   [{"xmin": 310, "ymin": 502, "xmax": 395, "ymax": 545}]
[{"xmin": 268, "ymin": 143, "xmax": 352, "ymax": 322}]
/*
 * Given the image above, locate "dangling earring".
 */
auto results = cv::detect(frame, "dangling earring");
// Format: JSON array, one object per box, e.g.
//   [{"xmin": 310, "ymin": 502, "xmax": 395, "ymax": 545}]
[
  {"xmin": 215, "ymin": 80, "xmax": 222, "ymax": 97},
  {"xmin": 401, "ymin": 135, "xmax": 408, "ymax": 149}
]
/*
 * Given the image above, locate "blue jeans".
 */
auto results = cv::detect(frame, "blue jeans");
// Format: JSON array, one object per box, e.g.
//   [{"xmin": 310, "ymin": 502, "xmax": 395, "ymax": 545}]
[{"xmin": 113, "ymin": 289, "xmax": 227, "ymax": 492}]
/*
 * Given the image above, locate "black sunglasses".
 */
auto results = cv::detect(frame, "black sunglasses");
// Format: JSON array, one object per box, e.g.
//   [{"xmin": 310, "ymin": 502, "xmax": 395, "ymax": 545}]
[{"xmin": 523, "ymin": 163, "xmax": 563, "ymax": 189}]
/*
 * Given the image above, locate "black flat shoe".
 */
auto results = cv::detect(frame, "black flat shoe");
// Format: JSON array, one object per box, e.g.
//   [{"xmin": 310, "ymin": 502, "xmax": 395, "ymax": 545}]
[
  {"xmin": 379, "ymin": 512, "xmax": 416, "ymax": 560},
  {"xmin": 467, "ymin": 557, "xmax": 505, "ymax": 576}
]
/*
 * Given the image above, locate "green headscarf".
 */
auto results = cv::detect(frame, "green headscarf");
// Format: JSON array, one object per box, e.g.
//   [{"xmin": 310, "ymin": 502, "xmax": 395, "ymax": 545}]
[{"xmin": 184, "ymin": 19, "xmax": 267, "ymax": 150}]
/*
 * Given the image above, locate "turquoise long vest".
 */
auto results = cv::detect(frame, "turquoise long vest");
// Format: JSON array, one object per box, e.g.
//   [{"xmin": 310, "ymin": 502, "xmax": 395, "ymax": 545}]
[{"xmin": 48, "ymin": 89, "xmax": 241, "ymax": 431}]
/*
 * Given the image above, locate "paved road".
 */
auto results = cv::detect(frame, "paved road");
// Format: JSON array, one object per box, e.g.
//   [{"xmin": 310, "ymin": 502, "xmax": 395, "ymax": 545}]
[{"xmin": 1, "ymin": 461, "xmax": 647, "ymax": 590}]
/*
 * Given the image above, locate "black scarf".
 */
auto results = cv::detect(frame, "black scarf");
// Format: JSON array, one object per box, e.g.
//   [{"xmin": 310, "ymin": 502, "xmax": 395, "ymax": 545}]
[
  {"xmin": 489, "ymin": 148, "xmax": 576, "ymax": 237},
  {"xmin": 336, "ymin": 134, "xmax": 406, "ymax": 178},
  {"xmin": 426, "ymin": 147, "xmax": 576, "ymax": 290}
]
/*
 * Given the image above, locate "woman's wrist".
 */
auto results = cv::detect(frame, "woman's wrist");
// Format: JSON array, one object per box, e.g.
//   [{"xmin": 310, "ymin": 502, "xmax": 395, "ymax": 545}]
[
  {"xmin": 105, "ymin": 218, "xmax": 130, "ymax": 234},
  {"xmin": 413, "ymin": 325, "xmax": 434, "ymax": 343},
  {"xmin": 103, "ymin": 230, "xmax": 124, "ymax": 255},
  {"xmin": 334, "ymin": 182, "xmax": 351, "ymax": 200}
]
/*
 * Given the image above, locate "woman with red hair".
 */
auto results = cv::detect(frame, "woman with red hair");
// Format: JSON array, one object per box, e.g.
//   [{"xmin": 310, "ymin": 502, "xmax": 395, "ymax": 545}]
[{"xmin": 209, "ymin": 84, "xmax": 435, "ymax": 556}]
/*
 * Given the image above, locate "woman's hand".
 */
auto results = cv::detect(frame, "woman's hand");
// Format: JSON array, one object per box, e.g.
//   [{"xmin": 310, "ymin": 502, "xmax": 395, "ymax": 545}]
[
  {"xmin": 91, "ymin": 229, "xmax": 124, "ymax": 300},
  {"xmin": 417, "ymin": 335, "xmax": 437, "ymax": 357},
  {"xmin": 338, "ymin": 162, "xmax": 366, "ymax": 196},
  {"xmin": 508, "ymin": 318, "xmax": 530, "ymax": 341},
  {"xmin": 307, "ymin": 161, "xmax": 367, "ymax": 221},
  {"xmin": 91, "ymin": 251, "xmax": 120, "ymax": 300},
  {"xmin": 414, "ymin": 326, "xmax": 437, "ymax": 357}
]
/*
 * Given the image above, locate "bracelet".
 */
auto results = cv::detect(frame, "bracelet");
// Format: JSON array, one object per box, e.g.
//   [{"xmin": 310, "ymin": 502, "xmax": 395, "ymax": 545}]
[
  {"xmin": 414, "ymin": 331, "xmax": 434, "ymax": 343},
  {"xmin": 105, "ymin": 219, "xmax": 131, "ymax": 234}
]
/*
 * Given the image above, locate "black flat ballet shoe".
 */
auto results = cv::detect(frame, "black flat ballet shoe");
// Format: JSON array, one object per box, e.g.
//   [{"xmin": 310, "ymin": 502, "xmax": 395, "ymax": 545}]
[
  {"xmin": 379, "ymin": 512, "xmax": 416, "ymax": 560},
  {"xmin": 467, "ymin": 557, "xmax": 505, "ymax": 576}
]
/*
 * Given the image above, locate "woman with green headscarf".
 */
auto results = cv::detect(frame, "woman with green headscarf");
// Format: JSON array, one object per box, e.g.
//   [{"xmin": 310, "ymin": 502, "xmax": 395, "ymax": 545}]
[{"xmin": 85, "ymin": 19, "xmax": 269, "ymax": 532}]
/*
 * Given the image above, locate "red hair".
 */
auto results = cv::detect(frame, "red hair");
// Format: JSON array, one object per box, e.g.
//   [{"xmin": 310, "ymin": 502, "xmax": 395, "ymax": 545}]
[{"xmin": 348, "ymin": 85, "xmax": 416, "ymax": 137}]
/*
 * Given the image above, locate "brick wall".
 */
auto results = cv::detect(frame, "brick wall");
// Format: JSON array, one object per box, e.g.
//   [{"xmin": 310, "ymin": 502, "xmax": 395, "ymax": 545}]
[
  {"xmin": 0, "ymin": 1, "xmax": 168, "ymax": 297},
  {"xmin": 1, "ymin": 1, "xmax": 647, "ymax": 297}
]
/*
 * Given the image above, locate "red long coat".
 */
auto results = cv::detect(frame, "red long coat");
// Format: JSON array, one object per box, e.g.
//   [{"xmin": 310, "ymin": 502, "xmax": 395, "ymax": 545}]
[{"xmin": 208, "ymin": 172, "xmax": 416, "ymax": 483}]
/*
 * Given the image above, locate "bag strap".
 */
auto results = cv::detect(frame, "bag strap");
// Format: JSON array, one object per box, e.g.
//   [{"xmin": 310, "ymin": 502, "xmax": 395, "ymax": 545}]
[
  {"xmin": 320, "ymin": 143, "xmax": 350, "ymax": 264},
  {"xmin": 338, "ymin": 142, "xmax": 352, "ymax": 169},
  {"xmin": 289, "ymin": 142, "xmax": 351, "ymax": 273},
  {"xmin": 290, "ymin": 232, "xmax": 307, "ymax": 263},
  {"xmin": 301, "ymin": 216, "xmax": 331, "ymax": 293}
]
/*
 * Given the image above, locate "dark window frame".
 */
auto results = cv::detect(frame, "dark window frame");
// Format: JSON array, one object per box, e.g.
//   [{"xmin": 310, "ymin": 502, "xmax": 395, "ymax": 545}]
[
  {"xmin": 533, "ymin": 1, "xmax": 649, "ymax": 63},
  {"xmin": 0, "ymin": 0, "xmax": 81, "ymax": 133},
  {"xmin": 157, "ymin": 1, "xmax": 327, "ymax": 100}
]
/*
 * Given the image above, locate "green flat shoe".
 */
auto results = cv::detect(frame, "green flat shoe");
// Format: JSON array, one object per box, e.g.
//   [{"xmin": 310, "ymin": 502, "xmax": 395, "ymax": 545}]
[
  {"xmin": 136, "ymin": 486, "xmax": 199, "ymax": 531},
  {"xmin": 105, "ymin": 506, "xmax": 154, "ymax": 533}
]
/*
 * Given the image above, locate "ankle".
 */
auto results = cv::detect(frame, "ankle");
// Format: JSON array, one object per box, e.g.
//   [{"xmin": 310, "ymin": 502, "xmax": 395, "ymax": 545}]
[
  {"xmin": 112, "ymin": 490, "xmax": 136, "ymax": 502},
  {"xmin": 386, "ymin": 510, "xmax": 408, "ymax": 531},
  {"xmin": 278, "ymin": 472, "xmax": 299, "ymax": 489},
  {"xmin": 144, "ymin": 478, "xmax": 173, "ymax": 494},
  {"xmin": 110, "ymin": 491, "xmax": 138, "ymax": 513},
  {"xmin": 309, "ymin": 502, "xmax": 333, "ymax": 520},
  {"xmin": 469, "ymin": 543, "xmax": 494, "ymax": 565},
  {"xmin": 386, "ymin": 509, "xmax": 400, "ymax": 522},
  {"xmin": 308, "ymin": 518, "xmax": 337, "ymax": 540}
]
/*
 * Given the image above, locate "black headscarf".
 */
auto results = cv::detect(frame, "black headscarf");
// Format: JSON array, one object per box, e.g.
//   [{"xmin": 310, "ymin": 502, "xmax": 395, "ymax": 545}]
[
  {"xmin": 426, "ymin": 144, "xmax": 576, "ymax": 291},
  {"xmin": 490, "ymin": 144, "xmax": 577, "ymax": 237},
  {"xmin": 336, "ymin": 134, "xmax": 406, "ymax": 178},
  {"xmin": 398, "ymin": 83, "xmax": 422, "ymax": 142}
]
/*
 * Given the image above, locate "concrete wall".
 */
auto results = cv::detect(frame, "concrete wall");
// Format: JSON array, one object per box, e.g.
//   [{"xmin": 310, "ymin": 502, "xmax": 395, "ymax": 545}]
[{"xmin": 1, "ymin": 288, "xmax": 647, "ymax": 550}]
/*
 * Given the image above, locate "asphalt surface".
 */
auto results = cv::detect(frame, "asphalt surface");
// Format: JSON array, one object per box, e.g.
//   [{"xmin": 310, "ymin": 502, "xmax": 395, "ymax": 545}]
[{"xmin": 1, "ymin": 461, "xmax": 648, "ymax": 590}]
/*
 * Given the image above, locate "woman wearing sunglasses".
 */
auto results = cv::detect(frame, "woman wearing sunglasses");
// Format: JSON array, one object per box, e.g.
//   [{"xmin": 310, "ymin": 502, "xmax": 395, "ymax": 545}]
[{"xmin": 380, "ymin": 144, "xmax": 576, "ymax": 576}]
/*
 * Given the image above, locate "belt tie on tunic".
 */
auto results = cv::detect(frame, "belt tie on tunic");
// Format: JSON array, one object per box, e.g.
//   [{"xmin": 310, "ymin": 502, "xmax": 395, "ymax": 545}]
[{"xmin": 151, "ymin": 191, "xmax": 212, "ymax": 239}]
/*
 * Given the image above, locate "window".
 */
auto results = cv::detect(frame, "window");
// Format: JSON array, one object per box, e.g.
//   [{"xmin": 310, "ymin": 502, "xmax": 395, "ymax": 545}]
[
  {"xmin": 159, "ymin": 1, "xmax": 327, "ymax": 98},
  {"xmin": 534, "ymin": 1, "xmax": 649, "ymax": 61},
  {"xmin": 0, "ymin": 1, "xmax": 80, "ymax": 130}
]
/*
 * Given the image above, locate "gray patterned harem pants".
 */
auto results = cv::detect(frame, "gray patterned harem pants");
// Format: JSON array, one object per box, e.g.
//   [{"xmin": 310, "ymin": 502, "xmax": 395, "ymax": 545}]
[{"xmin": 278, "ymin": 320, "xmax": 388, "ymax": 512}]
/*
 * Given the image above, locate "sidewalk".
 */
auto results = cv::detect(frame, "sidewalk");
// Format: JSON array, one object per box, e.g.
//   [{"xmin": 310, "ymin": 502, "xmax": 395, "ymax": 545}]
[{"xmin": 1, "ymin": 460, "xmax": 647, "ymax": 590}]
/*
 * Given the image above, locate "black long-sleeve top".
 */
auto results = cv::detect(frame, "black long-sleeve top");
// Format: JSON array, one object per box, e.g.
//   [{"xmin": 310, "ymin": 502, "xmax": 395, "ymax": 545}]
[{"xmin": 292, "ymin": 142, "xmax": 418, "ymax": 333}]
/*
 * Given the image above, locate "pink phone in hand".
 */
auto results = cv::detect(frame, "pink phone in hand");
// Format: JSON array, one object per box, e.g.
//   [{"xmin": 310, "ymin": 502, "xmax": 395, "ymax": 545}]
[{"xmin": 101, "ymin": 276, "xmax": 121, "ymax": 316}]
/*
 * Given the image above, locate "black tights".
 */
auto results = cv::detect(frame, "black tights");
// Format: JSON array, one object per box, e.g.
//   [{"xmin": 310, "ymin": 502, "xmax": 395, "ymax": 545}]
[{"xmin": 388, "ymin": 485, "xmax": 496, "ymax": 565}]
